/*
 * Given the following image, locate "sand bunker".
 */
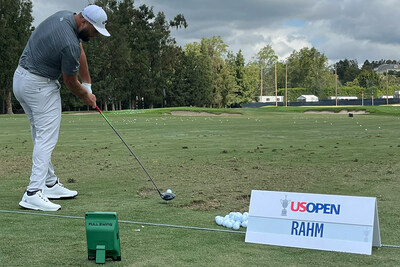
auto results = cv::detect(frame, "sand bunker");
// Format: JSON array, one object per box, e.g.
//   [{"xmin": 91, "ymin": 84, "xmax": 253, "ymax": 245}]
[
  {"xmin": 170, "ymin": 111, "xmax": 241, "ymax": 116},
  {"xmin": 305, "ymin": 109, "xmax": 368, "ymax": 114}
]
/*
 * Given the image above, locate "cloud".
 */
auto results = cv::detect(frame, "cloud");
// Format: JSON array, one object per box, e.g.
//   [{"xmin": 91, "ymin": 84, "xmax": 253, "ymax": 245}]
[
  {"xmin": 32, "ymin": 0, "xmax": 400, "ymax": 65},
  {"xmin": 32, "ymin": 0, "xmax": 88, "ymax": 25}
]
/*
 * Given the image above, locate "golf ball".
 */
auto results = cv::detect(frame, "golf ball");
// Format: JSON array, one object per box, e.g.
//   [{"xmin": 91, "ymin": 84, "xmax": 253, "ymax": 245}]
[
  {"xmin": 233, "ymin": 221, "xmax": 241, "ymax": 230},
  {"xmin": 215, "ymin": 216, "xmax": 223, "ymax": 226},
  {"xmin": 215, "ymin": 212, "xmax": 250, "ymax": 229},
  {"xmin": 233, "ymin": 213, "xmax": 241, "ymax": 221},
  {"xmin": 166, "ymin": 189, "xmax": 172, "ymax": 194}
]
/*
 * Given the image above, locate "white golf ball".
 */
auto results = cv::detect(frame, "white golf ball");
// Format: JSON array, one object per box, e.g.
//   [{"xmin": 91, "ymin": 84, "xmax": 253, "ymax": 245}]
[
  {"xmin": 166, "ymin": 189, "xmax": 172, "ymax": 194},
  {"xmin": 215, "ymin": 217, "xmax": 223, "ymax": 226},
  {"xmin": 232, "ymin": 214, "xmax": 237, "ymax": 221},
  {"xmin": 226, "ymin": 220, "xmax": 233, "ymax": 228},
  {"xmin": 233, "ymin": 221, "xmax": 240, "ymax": 230},
  {"xmin": 234, "ymin": 213, "xmax": 242, "ymax": 221},
  {"xmin": 229, "ymin": 212, "xmax": 235, "ymax": 219},
  {"xmin": 241, "ymin": 220, "xmax": 248, "ymax": 228}
]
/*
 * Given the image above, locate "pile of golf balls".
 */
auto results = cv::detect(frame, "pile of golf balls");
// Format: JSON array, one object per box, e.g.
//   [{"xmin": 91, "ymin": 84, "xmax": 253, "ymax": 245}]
[{"xmin": 215, "ymin": 212, "xmax": 249, "ymax": 230}]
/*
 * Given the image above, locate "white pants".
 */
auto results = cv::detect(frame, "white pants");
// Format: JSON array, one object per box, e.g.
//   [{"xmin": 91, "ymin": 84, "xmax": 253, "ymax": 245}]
[{"xmin": 13, "ymin": 66, "xmax": 61, "ymax": 192}]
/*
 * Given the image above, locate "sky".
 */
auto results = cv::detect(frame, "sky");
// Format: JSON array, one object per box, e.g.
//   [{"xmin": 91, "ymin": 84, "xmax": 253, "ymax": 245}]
[{"xmin": 31, "ymin": 0, "xmax": 400, "ymax": 66}]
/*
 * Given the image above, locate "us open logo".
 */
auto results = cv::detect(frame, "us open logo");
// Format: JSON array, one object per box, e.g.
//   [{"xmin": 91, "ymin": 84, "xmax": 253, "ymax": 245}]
[
  {"xmin": 280, "ymin": 195, "xmax": 341, "ymax": 216},
  {"xmin": 290, "ymin": 200, "xmax": 341, "ymax": 215}
]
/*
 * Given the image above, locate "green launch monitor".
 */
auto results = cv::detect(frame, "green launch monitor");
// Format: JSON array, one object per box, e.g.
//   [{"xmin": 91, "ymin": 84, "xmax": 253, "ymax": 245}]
[{"xmin": 85, "ymin": 212, "xmax": 121, "ymax": 264}]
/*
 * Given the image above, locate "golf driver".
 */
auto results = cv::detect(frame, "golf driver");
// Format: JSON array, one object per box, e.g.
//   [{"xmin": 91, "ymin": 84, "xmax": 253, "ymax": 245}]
[{"xmin": 95, "ymin": 106, "xmax": 175, "ymax": 201}]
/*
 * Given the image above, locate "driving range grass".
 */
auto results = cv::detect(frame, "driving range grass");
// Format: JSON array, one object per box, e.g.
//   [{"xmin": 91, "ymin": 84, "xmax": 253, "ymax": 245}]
[{"xmin": 1, "ymin": 106, "xmax": 400, "ymax": 266}]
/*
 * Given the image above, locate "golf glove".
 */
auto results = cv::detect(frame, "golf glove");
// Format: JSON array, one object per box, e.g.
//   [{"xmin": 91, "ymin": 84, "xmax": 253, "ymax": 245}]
[{"xmin": 81, "ymin": 82, "xmax": 92, "ymax": 93}]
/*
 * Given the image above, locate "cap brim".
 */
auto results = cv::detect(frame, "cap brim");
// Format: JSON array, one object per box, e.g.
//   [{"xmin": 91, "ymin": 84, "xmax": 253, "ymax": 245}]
[{"xmin": 94, "ymin": 25, "xmax": 110, "ymax": 37}]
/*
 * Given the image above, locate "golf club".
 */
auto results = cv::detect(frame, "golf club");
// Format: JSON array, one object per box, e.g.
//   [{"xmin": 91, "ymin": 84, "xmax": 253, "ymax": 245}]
[{"xmin": 95, "ymin": 106, "xmax": 175, "ymax": 201}]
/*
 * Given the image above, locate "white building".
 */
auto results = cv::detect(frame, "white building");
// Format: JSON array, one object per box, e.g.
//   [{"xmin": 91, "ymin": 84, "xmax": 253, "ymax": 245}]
[
  {"xmin": 328, "ymin": 96, "xmax": 358, "ymax": 100},
  {"xmin": 297, "ymin": 95, "xmax": 319, "ymax": 102},
  {"xmin": 374, "ymin": 64, "xmax": 400, "ymax": 74},
  {"xmin": 258, "ymin": 96, "xmax": 283, "ymax": 103}
]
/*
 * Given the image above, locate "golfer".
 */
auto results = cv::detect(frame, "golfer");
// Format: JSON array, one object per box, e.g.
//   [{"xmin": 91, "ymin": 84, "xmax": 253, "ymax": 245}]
[{"xmin": 13, "ymin": 5, "xmax": 110, "ymax": 211}]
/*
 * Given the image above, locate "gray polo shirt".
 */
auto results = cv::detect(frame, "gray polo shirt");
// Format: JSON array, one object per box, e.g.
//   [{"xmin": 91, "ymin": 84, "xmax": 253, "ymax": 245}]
[{"xmin": 19, "ymin": 11, "xmax": 81, "ymax": 80}]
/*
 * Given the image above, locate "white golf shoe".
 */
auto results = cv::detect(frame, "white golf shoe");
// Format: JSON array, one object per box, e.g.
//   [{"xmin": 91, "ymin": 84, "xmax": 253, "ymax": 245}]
[
  {"xmin": 44, "ymin": 180, "xmax": 78, "ymax": 199},
  {"xmin": 19, "ymin": 191, "xmax": 61, "ymax": 211}
]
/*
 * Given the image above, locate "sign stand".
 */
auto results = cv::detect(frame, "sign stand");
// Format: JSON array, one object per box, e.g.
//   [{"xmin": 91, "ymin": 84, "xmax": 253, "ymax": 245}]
[{"xmin": 245, "ymin": 190, "xmax": 381, "ymax": 255}]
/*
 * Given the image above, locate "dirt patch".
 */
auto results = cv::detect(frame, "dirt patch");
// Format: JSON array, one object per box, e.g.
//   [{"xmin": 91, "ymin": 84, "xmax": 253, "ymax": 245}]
[
  {"xmin": 305, "ymin": 109, "xmax": 368, "ymax": 114},
  {"xmin": 180, "ymin": 199, "xmax": 222, "ymax": 210},
  {"xmin": 170, "ymin": 111, "xmax": 241, "ymax": 116},
  {"xmin": 138, "ymin": 188, "xmax": 156, "ymax": 198}
]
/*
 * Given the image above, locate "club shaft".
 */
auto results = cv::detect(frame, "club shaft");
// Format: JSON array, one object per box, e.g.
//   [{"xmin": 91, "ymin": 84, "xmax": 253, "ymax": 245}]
[{"xmin": 96, "ymin": 106, "xmax": 162, "ymax": 196}]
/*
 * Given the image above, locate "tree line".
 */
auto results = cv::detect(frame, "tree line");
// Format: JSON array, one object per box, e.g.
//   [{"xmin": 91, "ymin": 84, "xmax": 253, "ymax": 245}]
[{"xmin": 2, "ymin": 0, "xmax": 400, "ymax": 114}]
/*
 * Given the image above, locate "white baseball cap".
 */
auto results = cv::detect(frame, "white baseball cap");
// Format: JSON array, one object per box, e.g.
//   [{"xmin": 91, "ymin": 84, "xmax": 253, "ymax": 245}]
[{"xmin": 82, "ymin": 5, "xmax": 110, "ymax": 37}]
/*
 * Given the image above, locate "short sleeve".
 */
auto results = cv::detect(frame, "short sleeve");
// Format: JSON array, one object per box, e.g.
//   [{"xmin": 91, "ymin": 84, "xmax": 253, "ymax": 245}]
[{"xmin": 61, "ymin": 44, "xmax": 81, "ymax": 76}]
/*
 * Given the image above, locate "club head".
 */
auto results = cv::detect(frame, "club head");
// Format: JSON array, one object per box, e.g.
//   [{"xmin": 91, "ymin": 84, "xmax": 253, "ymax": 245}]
[{"xmin": 161, "ymin": 192, "xmax": 175, "ymax": 201}]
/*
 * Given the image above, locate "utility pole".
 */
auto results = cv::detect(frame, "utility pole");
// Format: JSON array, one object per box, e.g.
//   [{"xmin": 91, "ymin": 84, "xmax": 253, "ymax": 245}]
[
  {"xmin": 260, "ymin": 65, "xmax": 263, "ymax": 100},
  {"xmin": 362, "ymin": 91, "xmax": 364, "ymax": 106},
  {"xmin": 285, "ymin": 64, "xmax": 288, "ymax": 107},
  {"xmin": 335, "ymin": 64, "xmax": 338, "ymax": 106},
  {"xmin": 387, "ymin": 69, "xmax": 389, "ymax": 105},
  {"xmin": 371, "ymin": 81, "xmax": 374, "ymax": 106},
  {"xmin": 275, "ymin": 63, "xmax": 278, "ymax": 107}
]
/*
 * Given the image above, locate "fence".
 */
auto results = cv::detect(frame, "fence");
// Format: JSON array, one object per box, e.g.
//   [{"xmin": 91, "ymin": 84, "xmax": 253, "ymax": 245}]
[{"xmin": 243, "ymin": 98, "xmax": 400, "ymax": 108}]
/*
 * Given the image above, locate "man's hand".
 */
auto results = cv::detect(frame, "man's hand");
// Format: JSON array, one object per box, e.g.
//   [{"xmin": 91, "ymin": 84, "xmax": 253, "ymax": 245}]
[
  {"xmin": 63, "ymin": 72, "xmax": 96, "ymax": 108},
  {"xmin": 82, "ymin": 92, "xmax": 97, "ymax": 108}
]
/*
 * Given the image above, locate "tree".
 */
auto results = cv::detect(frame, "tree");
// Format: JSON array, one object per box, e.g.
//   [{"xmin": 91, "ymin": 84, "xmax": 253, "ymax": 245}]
[
  {"xmin": 228, "ymin": 50, "xmax": 247, "ymax": 104},
  {"xmin": 275, "ymin": 62, "xmax": 287, "ymax": 91},
  {"xmin": 253, "ymin": 45, "xmax": 278, "ymax": 96},
  {"xmin": 83, "ymin": 0, "xmax": 187, "ymax": 110},
  {"xmin": 336, "ymin": 59, "xmax": 360, "ymax": 85},
  {"xmin": 287, "ymin": 47, "xmax": 331, "ymax": 97},
  {"xmin": 217, "ymin": 62, "xmax": 236, "ymax": 107},
  {"xmin": 201, "ymin": 37, "xmax": 232, "ymax": 107},
  {"xmin": 356, "ymin": 70, "xmax": 381, "ymax": 97},
  {"xmin": 361, "ymin": 60, "xmax": 373, "ymax": 72},
  {"xmin": 181, "ymin": 43, "xmax": 213, "ymax": 106},
  {"xmin": 243, "ymin": 62, "xmax": 261, "ymax": 103},
  {"xmin": 255, "ymin": 44, "xmax": 278, "ymax": 68},
  {"xmin": 177, "ymin": 37, "xmax": 238, "ymax": 107},
  {"xmin": 150, "ymin": 11, "xmax": 187, "ymax": 108},
  {"xmin": 166, "ymin": 48, "xmax": 192, "ymax": 106},
  {"xmin": 0, "ymin": 0, "xmax": 33, "ymax": 114},
  {"xmin": 226, "ymin": 50, "xmax": 262, "ymax": 105}
]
